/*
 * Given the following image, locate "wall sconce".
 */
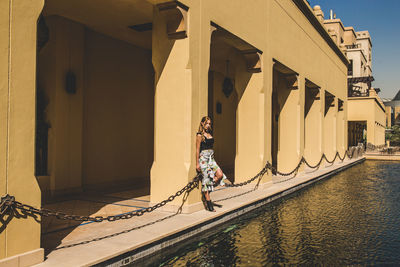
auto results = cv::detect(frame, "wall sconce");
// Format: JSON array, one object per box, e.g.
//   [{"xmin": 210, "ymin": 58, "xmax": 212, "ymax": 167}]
[
  {"xmin": 216, "ymin": 102, "xmax": 222, "ymax": 114},
  {"xmin": 222, "ymin": 60, "xmax": 234, "ymax": 98},
  {"xmin": 65, "ymin": 70, "xmax": 76, "ymax": 94}
]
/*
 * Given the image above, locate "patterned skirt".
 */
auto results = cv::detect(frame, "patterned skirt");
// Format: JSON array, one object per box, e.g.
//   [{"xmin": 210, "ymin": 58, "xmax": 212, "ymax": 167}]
[{"xmin": 199, "ymin": 149, "xmax": 228, "ymax": 192}]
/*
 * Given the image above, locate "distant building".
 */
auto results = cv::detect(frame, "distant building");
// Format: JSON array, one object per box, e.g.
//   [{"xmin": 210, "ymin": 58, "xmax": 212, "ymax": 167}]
[
  {"xmin": 383, "ymin": 90, "xmax": 400, "ymax": 127},
  {"xmin": 313, "ymin": 7, "xmax": 386, "ymax": 147}
]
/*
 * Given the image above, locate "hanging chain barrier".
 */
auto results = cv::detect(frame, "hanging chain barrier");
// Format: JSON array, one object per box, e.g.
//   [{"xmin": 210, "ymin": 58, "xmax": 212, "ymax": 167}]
[
  {"xmin": 0, "ymin": 146, "xmax": 363, "ymax": 223},
  {"xmin": 0, "ymin": 174, "xmax": 201, "ymax": 223}
]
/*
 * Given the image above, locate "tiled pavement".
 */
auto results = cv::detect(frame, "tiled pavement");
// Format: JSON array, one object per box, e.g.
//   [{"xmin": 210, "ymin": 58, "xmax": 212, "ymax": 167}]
[{"xmin": 41, "ymin": 190, "xmax": 152, "ymax": 252}]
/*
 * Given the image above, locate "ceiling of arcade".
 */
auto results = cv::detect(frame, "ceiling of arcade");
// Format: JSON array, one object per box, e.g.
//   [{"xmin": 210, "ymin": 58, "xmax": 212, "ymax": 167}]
[{"xmin": 42, "ymin": 0, "xmax": 154, "ymax": 49}]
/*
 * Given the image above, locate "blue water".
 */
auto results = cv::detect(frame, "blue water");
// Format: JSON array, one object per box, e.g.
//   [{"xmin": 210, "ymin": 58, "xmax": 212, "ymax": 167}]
[{"xmin": 137, "ymin": 161, "xmax": 400, "ymax": 266}]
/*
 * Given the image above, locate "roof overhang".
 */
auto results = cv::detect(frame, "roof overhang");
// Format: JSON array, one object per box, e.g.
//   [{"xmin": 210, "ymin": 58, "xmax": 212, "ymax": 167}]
[{"xmin": 291, "ymin": 0, "xmax": 349, "ymax": 66}]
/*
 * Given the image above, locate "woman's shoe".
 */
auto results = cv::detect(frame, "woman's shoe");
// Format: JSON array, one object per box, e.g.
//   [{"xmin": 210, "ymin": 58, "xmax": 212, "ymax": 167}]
[{"xmin": 206, "ymin": 200, "xmax": 215, "ymax": 212}]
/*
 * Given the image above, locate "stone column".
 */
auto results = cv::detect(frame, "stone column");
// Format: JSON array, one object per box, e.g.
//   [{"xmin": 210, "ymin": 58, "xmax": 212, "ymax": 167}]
[
  {"xmin": 323, "ymin": 91, "xmax": 337, "ymax": 162},
  {"xmin": 235, "ymin": 53, "xmax": 265, "ymax": 183},
  {"xmin": 304, "ymin": 85, "xmax": 322, "ymax": 165},
  {"xmin": 298, "ymin": 75, "xmax": 305, "ymax": 172},
  {"xmin": 366, "ymin": 119, "xmax": 375, "ymax": 145},
  {"xmin": 276, "ymin": 73, "xmax": 301, "ymax": 173},
  {"xmin": 0, "ymin": 0, "xmax": 10, "ymax": 260},
  {"xmin": 320, "ymin": 88, "xmax": 326, "ymax": 167},
  {"xmin": 263, "ymin": 58, "xmax": 273, "ymax": 183},
  {"xmin": 150, "ymin": 2, "xmax": 202, "ymax": 213},
  {"xmin": 0, "ymin": 0, "xmax": 44, "ymax": 264},
  {"xmin": 336, "ymin": 99, "xmax": 346, "ymax": 156}
]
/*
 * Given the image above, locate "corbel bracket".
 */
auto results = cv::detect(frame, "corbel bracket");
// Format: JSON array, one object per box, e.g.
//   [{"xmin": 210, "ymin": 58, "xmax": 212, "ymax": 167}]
[
  {"xmin": 284, "ymin": 73, "xmax": 298, "ymax": 90},
  {"xmin": 241, "ymin": 49, "xmax": 262, "ymax": 73},
  {"xmin": 157, "ymin": 1, "xmax": 188, "ymax": 39}
]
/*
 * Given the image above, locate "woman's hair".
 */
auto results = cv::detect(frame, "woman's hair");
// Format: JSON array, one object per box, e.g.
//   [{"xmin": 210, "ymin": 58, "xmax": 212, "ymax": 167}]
[{"xmin": 197, "ymin": 116, "xmax": 212, "ymax": 141}]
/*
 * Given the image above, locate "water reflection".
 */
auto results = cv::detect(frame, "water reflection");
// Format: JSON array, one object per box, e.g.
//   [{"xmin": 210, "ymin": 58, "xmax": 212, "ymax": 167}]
[{"xmin": 138, "ymin": 161, "xmax": 400, "ymax": 266}]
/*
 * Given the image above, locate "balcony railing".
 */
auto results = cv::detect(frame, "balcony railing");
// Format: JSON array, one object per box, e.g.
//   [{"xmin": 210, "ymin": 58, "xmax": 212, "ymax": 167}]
[
  {"xmin": 348, "ymin": 88, "xmax": 369, "ymax": 97},
  {"xmin": 345, "ymin": 43, "xmax": 361, "ymax": 50}
]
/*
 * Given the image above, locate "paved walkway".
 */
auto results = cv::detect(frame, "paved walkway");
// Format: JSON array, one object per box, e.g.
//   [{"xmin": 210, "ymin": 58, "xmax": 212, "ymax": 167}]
[
  {"xmin": 365, "ymin": 152, "xmax": 400, "ymax": 161},
  {"xmin": 36, "ymin": 157, "xmax": 364, "ymax": 267}
]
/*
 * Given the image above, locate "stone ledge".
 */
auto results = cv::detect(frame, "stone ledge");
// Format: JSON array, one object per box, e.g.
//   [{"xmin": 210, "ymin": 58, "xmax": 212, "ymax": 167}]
[
  {"xmin": 365, "ymin": 155, "xmax": 400, "ymax": 161},
  {"xmin": 148, "ymin": 201, "xmax": 204, "ymax": 214},
  {"xmin": 0, "ymin": 248, "xmax": 43, "ymax": 267}
]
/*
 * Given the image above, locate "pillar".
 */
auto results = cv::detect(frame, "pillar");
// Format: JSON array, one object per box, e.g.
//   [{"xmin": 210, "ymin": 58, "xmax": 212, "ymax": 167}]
[
  {"xmin": 150, "ymin": 2, "xmax": 202, "ymax": 212},
  {"xmin": 235, "ymin": 53, "xmax": 265, "ymax": 183},
  {"xmin": 323, "ymin": 91, "xmax": 337, "ymax": 161},
  {"xmin": 336, "ymin": 99, "xmax": 345, "ymax": 156},
  {"xmin": 304, "ymin": 85, "xmax": 322, "ymax": 164},
  {"xmin": 275, "ymin": 71, "xmax": 301, "ymax": 173},
  {"xmin": 298, "ymin": 75, "xmax": 305, "ymax": 171},
  {"xmin": 0, "ymin": 0, "xmax": 44, "ymax": 264},
  {"xmin": 320, "ymin": 89, "xmax": 326, "ymax": 165},
  {"xmin": 367, "ymin": 119, "xmax": 374, "ymax": 145},
  {"xmin": 263, "ymin": 58, "xmax": 273, "ymax": 183}
]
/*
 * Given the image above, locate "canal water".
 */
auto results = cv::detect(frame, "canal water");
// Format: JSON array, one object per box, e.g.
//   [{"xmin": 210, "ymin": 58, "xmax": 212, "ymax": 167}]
[{"xmin": 137, "ymin": 161, "xmax": 400, "ymax": 266}]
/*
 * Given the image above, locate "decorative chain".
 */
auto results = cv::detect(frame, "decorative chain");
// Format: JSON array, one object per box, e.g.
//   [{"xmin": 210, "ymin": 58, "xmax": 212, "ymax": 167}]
[
  {"xmin": 1, "ymin": 175, "xmax": 201, "ymax": 223},
  {"xmin": 226, "ymin": 165, "xmax": 269, "ymax": 187},
  {"xmin": 0, "ymin": 146, "xmax": 363, "ymax": 223}
]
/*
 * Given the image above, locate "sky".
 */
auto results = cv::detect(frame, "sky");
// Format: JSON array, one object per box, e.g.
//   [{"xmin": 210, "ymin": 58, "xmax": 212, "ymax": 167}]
[{"xmin": 308, "ymin": 0, "xmax": 400, "ymax": 99}]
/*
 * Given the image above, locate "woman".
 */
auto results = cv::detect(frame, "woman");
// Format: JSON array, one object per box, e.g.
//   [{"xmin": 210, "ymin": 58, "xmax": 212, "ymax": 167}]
[{"xmin": 196, "ymin": 116, "xmax": 228, "ymax": 212}]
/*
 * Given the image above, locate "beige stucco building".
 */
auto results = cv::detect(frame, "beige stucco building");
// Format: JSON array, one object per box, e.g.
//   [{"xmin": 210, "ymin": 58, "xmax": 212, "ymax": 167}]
[
  {"xmin": 383, "ymin": 90, "xmax": 400, "ymax": 128},
  {"xmin": 0, "ymin": 0, "xmax": 351, "ymax": 265},
  {"xmin": 315, "ymin": 8, "xmax": 386, "ymax": 147}
]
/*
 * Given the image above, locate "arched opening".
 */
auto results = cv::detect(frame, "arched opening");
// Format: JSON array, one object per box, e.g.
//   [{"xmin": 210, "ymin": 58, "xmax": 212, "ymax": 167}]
[
  {"xmin": 272, "ymin": 61, "xmax": 299, "ymax": 173},
  {"xmin": 35, "ymin": 0, "xmax": 162, "ymax": 251},
  {"xmin": 348, "ymin": 121, "xmax": 366, "ymax": 147},
  {"xmin": 208, "ymin": 24, "xmax": 262, "ymax": 183}
]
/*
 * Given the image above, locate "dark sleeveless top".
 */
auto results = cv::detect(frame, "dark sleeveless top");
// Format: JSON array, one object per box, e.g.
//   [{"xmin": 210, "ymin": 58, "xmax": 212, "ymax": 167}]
[{"xmin": 197, "ymin": 133, "xmax": 214, "ymax": 152}]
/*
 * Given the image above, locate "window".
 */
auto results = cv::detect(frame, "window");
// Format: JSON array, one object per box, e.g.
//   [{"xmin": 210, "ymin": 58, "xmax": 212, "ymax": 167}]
[{"xmin": 348, "ymin": 60, "xmax": 353, "ymax": 76}]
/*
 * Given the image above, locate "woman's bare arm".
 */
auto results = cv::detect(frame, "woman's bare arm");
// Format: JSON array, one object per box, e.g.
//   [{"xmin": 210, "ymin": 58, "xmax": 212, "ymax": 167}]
[{"xmin": 196, "ymin": 134, "xmax": 201, "ymax": 171}]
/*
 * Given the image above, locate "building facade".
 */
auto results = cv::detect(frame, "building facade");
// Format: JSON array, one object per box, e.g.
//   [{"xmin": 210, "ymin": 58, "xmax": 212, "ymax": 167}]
[
  {"xmin": 0, "ymin": 0, "xmax": 349, "ymax": 264},
  {"xmin": 383, "ymin": 90, "xmax": 400, "ymax": 127},
  {"xmin": 315, "ymin": 7, "xmax": 386, "ymax": 147}
]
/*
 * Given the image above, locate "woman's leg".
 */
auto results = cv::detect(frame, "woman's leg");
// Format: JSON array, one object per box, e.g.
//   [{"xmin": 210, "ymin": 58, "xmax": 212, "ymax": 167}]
[
  {"xmin": 214, "ymin": 168, "xmax": 228, "ymax": 186},
  {"xmin": 215, "ymin": 169, "xmax": 223, "ymax": 181},
  {"xmin": 204, "ymin": 190, "xmax": 211, "ymax": 201},
  {"xmin": 203, "ymin": 191, "xmax": 215, "ymax": 212}
]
